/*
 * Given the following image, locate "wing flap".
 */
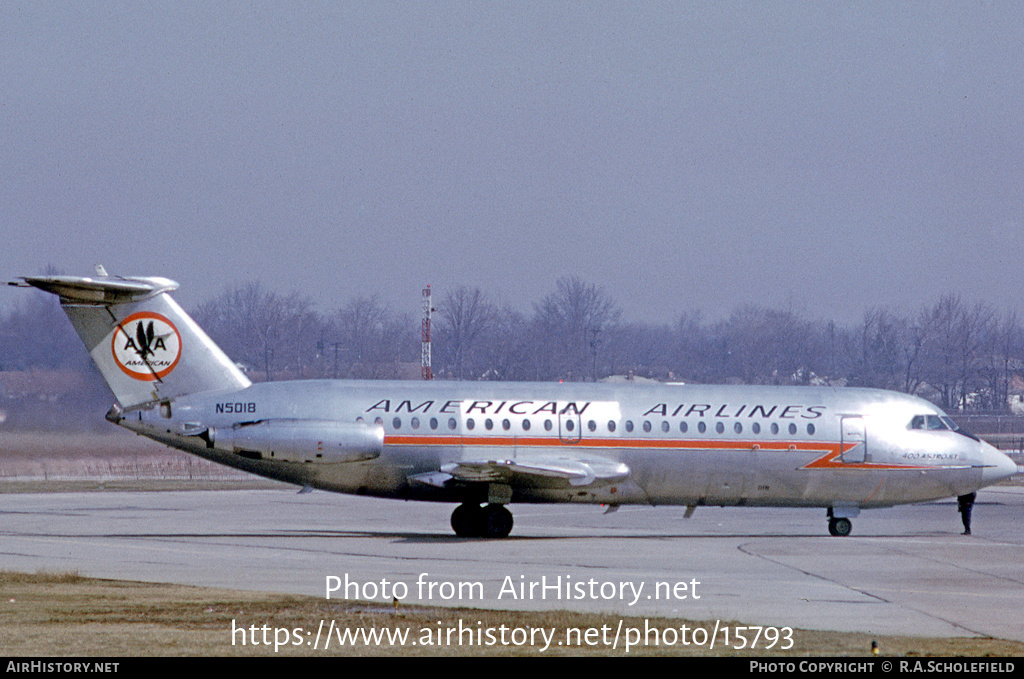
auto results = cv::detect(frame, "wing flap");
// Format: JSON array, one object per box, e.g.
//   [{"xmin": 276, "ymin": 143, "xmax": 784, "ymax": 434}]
[{"xmin": 435, "ymin": 455, "xmax": 630, "ymax": 488}]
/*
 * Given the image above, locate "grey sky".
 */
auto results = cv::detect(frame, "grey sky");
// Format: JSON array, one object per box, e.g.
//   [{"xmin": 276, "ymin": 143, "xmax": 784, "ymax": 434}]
[{"xmin": 3, "ymin": 2, "xmax": 1023, "ymax": 324}]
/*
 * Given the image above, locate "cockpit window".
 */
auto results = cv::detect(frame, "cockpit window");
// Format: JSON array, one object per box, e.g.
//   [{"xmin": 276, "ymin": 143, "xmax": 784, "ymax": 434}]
[
  {"xmin": 910, "ymin": 413, "xmax": 978, "ymax": 440},
  {"xmin": 909, "ymin": 415, "xmax": 950, "ymax": 431}
]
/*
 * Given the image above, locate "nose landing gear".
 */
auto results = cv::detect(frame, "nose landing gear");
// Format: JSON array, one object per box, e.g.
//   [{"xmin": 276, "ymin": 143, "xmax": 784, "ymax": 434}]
[
  {"xmin": 827, "ymin": 507, "xmax": 856, "ymax": 536},
  {"xmin": 828, "ymin": 516, "xmax": 853, "ymax": 536}
]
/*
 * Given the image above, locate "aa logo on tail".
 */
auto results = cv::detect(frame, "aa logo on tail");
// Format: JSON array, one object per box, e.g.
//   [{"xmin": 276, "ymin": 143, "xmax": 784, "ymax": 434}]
[{"xmin": 111, "ymin": 312, "xmax": 182, "ymax": 381}]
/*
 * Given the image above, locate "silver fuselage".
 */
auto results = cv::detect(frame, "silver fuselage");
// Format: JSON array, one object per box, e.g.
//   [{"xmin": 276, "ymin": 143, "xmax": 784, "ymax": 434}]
[
  {"xmin": 117, "ymin": 379, "xmax": 1017, "ymax": 510},
  {"xmin": 16, "ymin": 271, "xmax": 1019, "ymax": 537}
]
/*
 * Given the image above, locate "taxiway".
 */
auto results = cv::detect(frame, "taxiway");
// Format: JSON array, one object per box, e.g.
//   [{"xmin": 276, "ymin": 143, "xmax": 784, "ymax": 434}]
[{"xmin": 1, "ymin": 485, "xmax": 1021, "ymax": 642}]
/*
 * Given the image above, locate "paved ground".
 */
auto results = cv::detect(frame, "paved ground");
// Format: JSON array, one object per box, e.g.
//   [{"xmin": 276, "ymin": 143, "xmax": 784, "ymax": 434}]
[{"xmin": 1, "ymin": 485, "xmax": 1021, "ymax": 642}]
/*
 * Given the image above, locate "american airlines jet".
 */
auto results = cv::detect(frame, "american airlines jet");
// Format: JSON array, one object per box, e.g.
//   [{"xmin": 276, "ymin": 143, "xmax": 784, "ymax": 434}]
[{"xmin": 10, "ymin": 272, "xmax": 1018, "ymax": 538}]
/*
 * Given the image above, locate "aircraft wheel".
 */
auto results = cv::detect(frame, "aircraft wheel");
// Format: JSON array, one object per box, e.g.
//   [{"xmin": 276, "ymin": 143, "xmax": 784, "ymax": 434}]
[
  {"xmin": 451, "ymin": 503, "xmax": 483, "ymax": 537},
  {"xmin": 481, "ymin": 503, "xmax": 514, "ymax": 539},
  {"xmin": 828, "ymin": 517, "xmax": 852, "ymax": 537}
]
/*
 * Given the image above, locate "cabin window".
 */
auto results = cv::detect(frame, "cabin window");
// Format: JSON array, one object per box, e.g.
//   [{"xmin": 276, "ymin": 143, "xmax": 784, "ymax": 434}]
[
  {"xmin": 411, "ymin": 417, "xmax": 420, "ymax": 429},
  {"xmin": 392, "ymin": 417, "xmax": 401, "ymax": 429},
  {"xmin": 544, "ymin": 419, "xmax": 553, "ymax": 431},
  {"xmin": 770, "ymin": 423, "xmax": 779, "ymax": 435},
  {"xmin": 429, "ymin": 417, "xmax": 438, "ymax": 430},
  {"xmin": 752, "ymin": 422, "xmax": 761, "ymax": 434},
  {"xmin": 522, "ymin": 419, "xmax": 531, "ymax": 431},
  {"xmin": 485, "ymin": 418, "xmax": 494, "ymax": 430},
  {"xmin": 679, "ymin": 421, "xmax": 688, "ymax": 433},
  {"xmin": 788, "ymin": 423, "xmax": 797, "ymax": 435},
  {"xmin": 565, "ymin": 419, "xmax": 575, "ymax": 432},
  {"xmin": 448, "ymin": 417, "xmax": 457, "ymax": 430},
  {"xmin": 502, "ymin": 418, "xmax": 511, "ymax": 431},
  {"xmin": 734, "ymin": 422, "xmax": 742, "ymax": 434},
  {"xmin": 807, "ymin": 423, "xmax": 815, "ymax": 435},
  {"xmin": 466, "ymin": 418, "xmax": 475, "ymax": 430},
  {"xmin": 588, "ymin": 420, "xmax": 597, "ymax": 432},
  {"xmin": 698, "ymin": 421, "xmax": 707, "ymax": 434},
  {"xmin": 643, "ymin": 420, "xmax": 652, "ymax": 433},
  {"xmin": 661, "ymin": 421, "xmax": 670, "ymax": 433},
  {"xmin": 625, "ymin": 420, "xmax": 634, "ymax": 432},
  {"xmin": 716, "ymin": 422, "xmax": 725, "ymax": 434},
  {"xmin": 608, "ymin": 420, "xmax": 616, "ymax": 432}
]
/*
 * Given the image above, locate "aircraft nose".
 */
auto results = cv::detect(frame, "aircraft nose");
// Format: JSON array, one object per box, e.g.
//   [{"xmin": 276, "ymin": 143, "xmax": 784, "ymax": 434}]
[{"xmin": 980, "ymin": 443, "xmax": 1019, "ymax": 486}]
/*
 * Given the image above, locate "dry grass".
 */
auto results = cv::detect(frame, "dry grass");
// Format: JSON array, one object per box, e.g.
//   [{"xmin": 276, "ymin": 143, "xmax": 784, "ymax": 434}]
[
  {"xmin": 0, "ymin": 432, "xmax": 286, "ymax": 493},
  {"xmin": 1, "ymin": 571, "xmax": 1021, "ymax": 657}
]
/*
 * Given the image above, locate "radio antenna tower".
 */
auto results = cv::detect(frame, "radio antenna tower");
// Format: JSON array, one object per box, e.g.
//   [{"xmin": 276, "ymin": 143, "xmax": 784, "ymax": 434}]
[{"xmin": 421, "ymin": 285, "xmax": 433, "ymax": 380}]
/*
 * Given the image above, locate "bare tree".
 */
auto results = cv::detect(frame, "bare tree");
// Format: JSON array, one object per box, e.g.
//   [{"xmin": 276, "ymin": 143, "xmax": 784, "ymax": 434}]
[
  {"xmin": 712, "ymin": 306, "xmax": 819, "ymax": 384},
  {"xmin": 478, "ymin": 306, "xmax": 532, "ymax": 381},
  {"xmin": 330, "ymin": 296, "xmax": 417, "ymax": 379},
  {"xmin": 916, "ymin": 295, "xmax": 997, "ymax": 410},
  {"xmin": 0, "ymin": 265, "xmax": 85, "ymax": 372},
  {"xmin": 981, "ymin": 312, "xmax": 1024, "ymax": 411},
  {"xmin": 192, "ymin": 282, "xmax": 318, "ymax": 381},
  {"xmin": 435, "ymin": 286, "xmax": 496, "ymax": 380},
  {"xmin": 856, "ymin": 307, "xmax": 908, "ymax": 390},
  {"xmin": 532, "ymin": 277, "xmax": 621, "ymax": 381}
]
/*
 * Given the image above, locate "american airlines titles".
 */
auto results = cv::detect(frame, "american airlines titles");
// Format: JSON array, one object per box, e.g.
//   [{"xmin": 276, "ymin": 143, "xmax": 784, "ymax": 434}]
[{"xmin": 365, "ymin": 399, "xmax": 826, "ymax": 419}]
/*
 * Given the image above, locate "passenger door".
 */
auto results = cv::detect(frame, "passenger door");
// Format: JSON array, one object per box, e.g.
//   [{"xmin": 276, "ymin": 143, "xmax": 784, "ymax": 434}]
[{"xmin": 840, "ymin": 416, "xmax": 867, "ymax": 463}]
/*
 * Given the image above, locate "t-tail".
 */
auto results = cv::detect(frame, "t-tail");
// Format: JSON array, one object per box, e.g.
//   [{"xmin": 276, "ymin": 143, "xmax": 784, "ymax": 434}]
[{"xmin": 10, "ymin": 271, "xmax": 250, "ymax": 408}]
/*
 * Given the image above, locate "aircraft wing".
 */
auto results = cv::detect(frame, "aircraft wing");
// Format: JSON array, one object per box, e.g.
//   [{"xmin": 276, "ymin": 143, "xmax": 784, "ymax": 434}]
[{"xmin": 410, "ymin": 454, "xmax": 630, "ymax": 489}]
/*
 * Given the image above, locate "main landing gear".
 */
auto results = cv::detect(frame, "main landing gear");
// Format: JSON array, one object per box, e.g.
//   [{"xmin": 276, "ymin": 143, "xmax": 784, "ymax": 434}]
[{"xmin": 451, "ymin": 502, "xmax": 514, "ymax": 538}]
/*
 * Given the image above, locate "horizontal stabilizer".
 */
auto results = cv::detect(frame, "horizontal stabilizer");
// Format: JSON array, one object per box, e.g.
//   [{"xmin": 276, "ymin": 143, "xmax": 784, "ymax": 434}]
[{"xmin": 11, "ymin": 275, "xmax": 179, "ymax": 305}]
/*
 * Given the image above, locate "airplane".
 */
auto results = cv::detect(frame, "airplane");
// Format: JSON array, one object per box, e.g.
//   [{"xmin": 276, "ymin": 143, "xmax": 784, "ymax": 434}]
[{"xmin": 9, "ymin": 271, "xmax": 1020, "ymax": 539}]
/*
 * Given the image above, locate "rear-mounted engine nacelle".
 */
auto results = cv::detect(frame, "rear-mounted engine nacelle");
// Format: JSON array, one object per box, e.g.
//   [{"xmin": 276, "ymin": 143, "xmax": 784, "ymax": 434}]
[{"xmin": 210, "ymin": 419, "xmax": 383, "ymax": 464}]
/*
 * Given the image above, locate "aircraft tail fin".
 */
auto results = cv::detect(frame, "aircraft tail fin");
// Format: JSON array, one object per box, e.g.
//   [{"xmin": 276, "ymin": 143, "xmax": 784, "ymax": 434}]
[{"xmin": 11, "ymin": 272, "xmax": 251, "ymax": 408}]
